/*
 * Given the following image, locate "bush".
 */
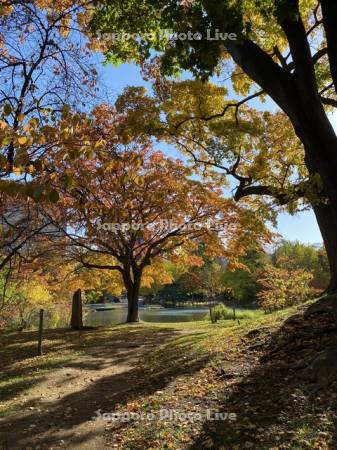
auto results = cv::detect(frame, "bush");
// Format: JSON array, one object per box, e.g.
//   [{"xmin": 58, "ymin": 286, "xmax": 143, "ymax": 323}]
[
  {"xmin": 207, "ymin": 304, "xmax": 260, "ymax": 321},
  {"xmin": 257, "ymin": 265, "xmax": 313, "ymax": 313}
]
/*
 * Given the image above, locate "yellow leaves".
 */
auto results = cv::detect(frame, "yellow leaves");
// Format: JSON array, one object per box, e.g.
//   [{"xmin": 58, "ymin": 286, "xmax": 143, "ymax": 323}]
[
  {"xmin": 133, "ymin": 154, "xmax": 144, "ymax": 168},
  {"xmin": 59, "ymin": 17, "xmax": 71, "ymax": 37},
  {"xmin": 95, "ymin": 139, "xmax": 105, "ymax": 149},
  {"xmin": 134, "ymin": 176, "xmax": 145, "ymax": 187},
  {"xmin": 0, "ymin": 135, "xmax": 11, "ymax": 146},
  {"xmin": 12, "ymin": 163, "xmax": 35, "ymax": 176},
  {"xmin": 123, "ymin": 199, "xmax": 134, "ymax": 210},
  {"xmin": 17, "ymin": 136, "xmax": 27, "ymax": 145},
  {"xmin": 142, "ymin": 262, "xmax": 174, "ymax": 289},
  {"xmin": 257, "ymin": 263, "xmax": 313, "ymax": 312},
  {"xmin": 299, "ymin": 0, "xmax": 318, "ymax": 20},
  {"xmin": 29, "ymin": 117, "xmax": 39, "ymax": 129},
  {"xmin": 17, "ymin": 113, "xmax": 25, "ymax": 122},
  {"xmin": 49, "ymin": 172, "xmax": 58, "ymax": 182},
  {"xmin": 12, "ymin": 166, "xmax": 22, "ymax": 176},
  {"xmin": 160, "ymin": 80, "xmax": 306, "ymax": 212},
  {"xmin": 119, "ymin": 173, "xmax": 129, "ymax": 186},
  {"xmin": 163, "ymin": 80, "xmax": 228, "ymax": 125},
  {"xmin": 231, "ymin": 65, "xmax": 253, "ymax": 96},
  {"xmin": 17, "ymin": 279, "xmax": 52, "ymax": 307}
]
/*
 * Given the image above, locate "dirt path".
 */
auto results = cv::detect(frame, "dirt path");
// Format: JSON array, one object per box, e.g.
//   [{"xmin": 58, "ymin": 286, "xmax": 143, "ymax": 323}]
[{"xmin": 0, "ymin": 327, "xmax": 180, "ymax": 450}]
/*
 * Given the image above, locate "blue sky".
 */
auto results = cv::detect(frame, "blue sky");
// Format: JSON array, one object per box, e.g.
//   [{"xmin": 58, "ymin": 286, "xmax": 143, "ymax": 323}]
[{"xmin": 100, "ymin": 62, "xmax": 325, "ymax": 245}]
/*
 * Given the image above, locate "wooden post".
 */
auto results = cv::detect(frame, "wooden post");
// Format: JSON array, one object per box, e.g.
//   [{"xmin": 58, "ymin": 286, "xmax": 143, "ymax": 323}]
[
  {"xmin": 209, "ymin": 304, "xmax": 214, "ymax": 323},
  {"xmin": 70, "ymin": 288, "xmax": 83, "ymax": 330},
  {"xmin": 37, "ymin": 308, "xmax": 44, "ymax": 356}
]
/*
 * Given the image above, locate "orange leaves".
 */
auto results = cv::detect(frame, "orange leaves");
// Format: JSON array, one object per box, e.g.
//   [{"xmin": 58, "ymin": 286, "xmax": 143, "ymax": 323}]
[
  {"xmin": 149, "ymin": 151, "xmax": 165, "ymax": 163},
  {"xmin": 45, "ymin": 104, "xmax": 246, "ymax": 275},
  {"xmin": 142, "ymin": 262, "xmax": 174, "ymax": 288},
  {"xmin": 0, "ymin": 5, "xmax": 13, "ymax": 16}
]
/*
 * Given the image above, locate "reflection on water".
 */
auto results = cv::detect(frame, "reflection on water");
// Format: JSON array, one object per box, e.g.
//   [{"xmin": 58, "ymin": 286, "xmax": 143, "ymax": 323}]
[{"xmin": 84, "ymin": 305, "xmax": 208, "ymax": 326}]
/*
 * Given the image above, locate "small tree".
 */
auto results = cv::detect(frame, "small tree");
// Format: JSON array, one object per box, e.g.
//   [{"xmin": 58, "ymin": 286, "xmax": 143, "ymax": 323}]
[
  {"xmin": 257, "ymin": 264, "xmax": 313, "ymax": 313},
  {"xmin": 0, "ymin": 269, "xmax": 52, "ymax": 331}
]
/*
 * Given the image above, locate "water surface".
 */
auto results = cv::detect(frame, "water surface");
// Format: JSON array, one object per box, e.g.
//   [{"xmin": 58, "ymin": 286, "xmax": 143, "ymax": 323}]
[{"xmin": 84, "ymin": 305, "xmax": 208, "ymax": 326}]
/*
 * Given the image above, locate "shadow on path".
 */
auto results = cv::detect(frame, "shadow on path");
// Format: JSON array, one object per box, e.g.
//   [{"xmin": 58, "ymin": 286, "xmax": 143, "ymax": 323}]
[{"xmin": 0, "ymin": 326, "xmax": 211, "ymax": 449}]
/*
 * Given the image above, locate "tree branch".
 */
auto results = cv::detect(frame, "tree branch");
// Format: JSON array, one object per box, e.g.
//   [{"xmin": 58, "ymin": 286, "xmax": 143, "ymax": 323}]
[
  {"xmin": 321, "ymin": 0, "xmax": 337, "ymax": 94},
  {"xmin": 79, "ymin": 257, "xmax": 123, "ymax": 273}
]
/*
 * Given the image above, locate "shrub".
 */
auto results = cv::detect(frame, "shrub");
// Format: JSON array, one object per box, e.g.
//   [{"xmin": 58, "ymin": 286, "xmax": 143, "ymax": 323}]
[
  {"xmin": 257, "ymin": 265, "xmax": 313, "ymax": 313},
  {"xmin": 207, "ymin": 304, "xmax": 260, "ymax": 321}
]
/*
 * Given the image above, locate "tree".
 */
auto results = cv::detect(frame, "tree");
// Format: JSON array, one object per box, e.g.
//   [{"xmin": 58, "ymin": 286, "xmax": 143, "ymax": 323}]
[
  {"xmin": 0, "ymin": 266, "xmax": 19, "ymax": 329},
  {"xmin": 91, "ymin": 0, "xmax": 337, "ymax": 292},
  {"xmin": 46, "ymin": 105, "xmax": 270, "ymax": 322},
  {"xmin": 220, "ymin": 248, "xmax": 270, "ymax": 304},
  {"xmin": 138, "ymin": 260, "xmax": 177, "ymax": 300},
  {"xmin": 0, "ymin": 232, "xmax": 127, "ymax": 330},
  {"xmin": 0, "ymin": 0, "xmax": 102, "ymax": 278},
  {"xmin": 0, "ymin": 191, "xmax": 65, "ymax": 278},
  {"xmin": 0, "ymin": 259, "xmax": 53, "ymax": 330},
  {"xmin": 272, "ymin": 240, "xmax": 330, "ymax": 290},
  {"xmin": 257, "ymin": 263, "xmax": 314, "ymax": 313},
  {"xmin": 0, "ymin": 0, "xmax": 97, "ymax": 197}
]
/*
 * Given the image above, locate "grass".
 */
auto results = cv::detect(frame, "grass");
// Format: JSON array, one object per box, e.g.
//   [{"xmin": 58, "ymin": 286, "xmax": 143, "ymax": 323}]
[
  {"xmin": 206, "ymin": 304, "xmax": 264, "ymax": 321},
  {"xmin": 2, "ymin": 298, "xmax": 333, "ymax": 449}
]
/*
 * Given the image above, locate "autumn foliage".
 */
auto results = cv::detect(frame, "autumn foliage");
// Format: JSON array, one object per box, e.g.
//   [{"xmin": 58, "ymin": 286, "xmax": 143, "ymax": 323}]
[{"xmin": 257, "ymin": 264, "xmax": 314, "ymax": 313}]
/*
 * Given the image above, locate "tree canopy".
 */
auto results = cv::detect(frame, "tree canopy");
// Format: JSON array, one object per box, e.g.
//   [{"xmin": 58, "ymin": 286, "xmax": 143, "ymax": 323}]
[{"xmin": 90, "ymin": 0, "xmax": 337, "ymax": 291}]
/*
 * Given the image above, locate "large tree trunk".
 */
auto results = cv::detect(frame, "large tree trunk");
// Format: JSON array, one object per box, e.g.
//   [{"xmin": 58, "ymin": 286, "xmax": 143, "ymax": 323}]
[
  {"xmin": 302, "ymin": 136, "xmax": 337, "ymax": 294},
  {"xmin": 312, "ymin": 202, "xmax": 337, "ymax": 293},
  {"xmin": 289, "ymin": 108, "xmax": 337, "ymax": 294},
  {"xmin": 127, "ymin": 288, "xmax": 140, "ymax": 322}
]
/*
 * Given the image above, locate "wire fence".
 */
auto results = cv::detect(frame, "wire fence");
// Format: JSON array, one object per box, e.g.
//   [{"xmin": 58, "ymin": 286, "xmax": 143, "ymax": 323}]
[{"xmin": 0, "ymin": 302, "xmax": 72, "ymax": 332}]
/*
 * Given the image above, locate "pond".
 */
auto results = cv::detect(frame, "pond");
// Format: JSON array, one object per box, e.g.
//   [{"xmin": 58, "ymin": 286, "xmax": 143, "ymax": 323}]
[{"xmin": 84, "ymin": 304, "xmax": 209, "ymax": 326}]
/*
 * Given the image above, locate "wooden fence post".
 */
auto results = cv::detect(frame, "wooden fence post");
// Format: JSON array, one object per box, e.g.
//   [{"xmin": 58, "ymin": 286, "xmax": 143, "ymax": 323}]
[
  {"xmin": 70, "ymin": 288, "xmax": 83, "ymax": 330},
  {"xmin": 37, "ymin": 308, "xmax": 44, "ymax": 356}
]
